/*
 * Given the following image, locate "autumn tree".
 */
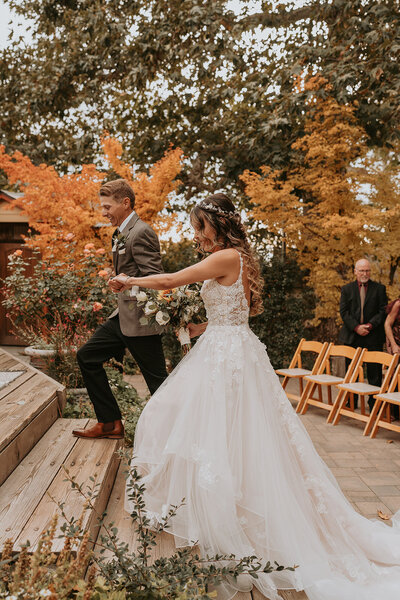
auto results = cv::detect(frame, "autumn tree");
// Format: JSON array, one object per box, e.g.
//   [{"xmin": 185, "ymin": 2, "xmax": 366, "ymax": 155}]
[
  {"xmin": 0, "ymin": 138, "xmax": 183, "ymax": 259},
  {"xmin": 1, "ymin": 0, "xmax": 398, "ymax": 194},
  {"xmin": 352, "ymin": 145, "xmax": 400, "ymax": 301},
  {"xmin": 242, "ymin": 79, "xmax": 373, "ymax": 324}
]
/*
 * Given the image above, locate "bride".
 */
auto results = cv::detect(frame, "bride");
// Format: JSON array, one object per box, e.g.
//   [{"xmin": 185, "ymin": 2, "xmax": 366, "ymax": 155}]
[{"xmin": 113, "ymin": 193, "xmax": 400, "ymax": 600}]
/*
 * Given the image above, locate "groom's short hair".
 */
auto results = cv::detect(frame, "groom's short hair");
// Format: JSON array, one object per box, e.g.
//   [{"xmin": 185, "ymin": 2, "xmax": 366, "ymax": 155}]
[{"xmin": 99, "ymin": 179, "xmax": 135, "ymax": 209}]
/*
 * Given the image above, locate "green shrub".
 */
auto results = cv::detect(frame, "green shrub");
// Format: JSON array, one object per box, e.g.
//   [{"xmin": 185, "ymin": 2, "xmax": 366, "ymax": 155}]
[{"xmin": 250, "ymin": 252, "xmax": 315, "ymax": 369}]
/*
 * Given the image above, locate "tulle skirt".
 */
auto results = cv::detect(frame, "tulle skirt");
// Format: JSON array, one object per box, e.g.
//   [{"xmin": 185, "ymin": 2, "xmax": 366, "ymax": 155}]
[{"xmin": 126, "ymin": 324, "xmax": 400, "ymax": 600}]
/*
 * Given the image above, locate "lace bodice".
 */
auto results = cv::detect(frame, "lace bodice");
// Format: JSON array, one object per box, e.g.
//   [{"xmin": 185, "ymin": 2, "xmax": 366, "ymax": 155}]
[{"xmin": 200, "ymin": 252, "xmax": 250, "ymax": 326}]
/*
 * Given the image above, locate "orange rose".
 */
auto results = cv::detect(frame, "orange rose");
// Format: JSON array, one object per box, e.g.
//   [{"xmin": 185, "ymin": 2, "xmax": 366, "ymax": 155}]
[
  {"xmin": 13, "ymin": 249, "xmax": 23, "ymax": 256},
  {"xmin": 98, "ymin": 270, "xmax": 109, "ymax": 278},
  {"xmin": 158, "ymin": 289, "xmax": 174, "ymax": 302},
  {"xmin": 92, "ymin": 302, "xmax": 103, "ymax": 312},
  {"xmin": 84, "ymin": 242, "xmax": 95, "ymax": 250},
  {"xmin": 96, "ymin": 248, "xmax": 105, "ymax": 254}
]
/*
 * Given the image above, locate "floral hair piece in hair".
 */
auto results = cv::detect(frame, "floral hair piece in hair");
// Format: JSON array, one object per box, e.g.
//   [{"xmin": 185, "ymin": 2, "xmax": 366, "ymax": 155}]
[{"xmin": 198, "ymin": 202, "xmax": 240, "ymax": 218}]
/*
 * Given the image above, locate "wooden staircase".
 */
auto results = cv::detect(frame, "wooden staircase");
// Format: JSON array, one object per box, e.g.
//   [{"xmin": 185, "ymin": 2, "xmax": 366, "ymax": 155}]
[{"xmin": 0, "ymin": 348, "xmax": 122, "ymax": 551}]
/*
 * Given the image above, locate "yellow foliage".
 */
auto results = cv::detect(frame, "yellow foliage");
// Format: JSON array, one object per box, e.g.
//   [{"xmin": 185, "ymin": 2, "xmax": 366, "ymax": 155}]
[
  {"xmin": 241, "ymin": 83, "xmax": 381, "ymax": 324},
  {"xmin": 353, "ymin": 145, "xmax": 400, "ymax": 301}
]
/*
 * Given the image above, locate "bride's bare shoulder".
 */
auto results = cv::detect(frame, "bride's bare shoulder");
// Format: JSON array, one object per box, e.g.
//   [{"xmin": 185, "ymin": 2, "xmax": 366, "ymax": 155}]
[{"xmin": 211, "ymin": 248, "xmax": 240, "ymax": 262}]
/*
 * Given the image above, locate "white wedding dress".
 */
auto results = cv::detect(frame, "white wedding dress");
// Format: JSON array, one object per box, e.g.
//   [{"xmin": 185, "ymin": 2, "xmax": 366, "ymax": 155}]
[{"xmin": 127, "ymin": 254, "xmax": 400, "ymax": 600}]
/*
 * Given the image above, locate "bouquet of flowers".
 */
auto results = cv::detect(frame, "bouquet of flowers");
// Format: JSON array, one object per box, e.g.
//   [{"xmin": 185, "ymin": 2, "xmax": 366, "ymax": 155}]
[{"xmin": 130, "ymin": 284, "xmax": 206, "ymax": 354}]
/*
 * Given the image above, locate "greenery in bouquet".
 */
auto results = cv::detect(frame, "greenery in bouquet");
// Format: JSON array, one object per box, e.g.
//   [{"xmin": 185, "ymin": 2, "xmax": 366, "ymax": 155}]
[{"xmin": 1, "ymin": 242, "xmax": 116, "ymax": 347}]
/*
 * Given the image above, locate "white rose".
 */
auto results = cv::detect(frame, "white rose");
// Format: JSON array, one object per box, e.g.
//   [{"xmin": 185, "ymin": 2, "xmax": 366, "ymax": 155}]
[
  {"xmin": 136, "ymin": 291, "xmax": 148, "ymax": 302},
  {"xmin": 155, "ymin": 311, "xmax": 170, "ymax": 325},
  {"xmin": 144, "ymin": 302, "xmax": 157, "ymax": 316},
  {"xmin": 39, "ymin": 591, "xmax": 52, "ymax": 598}
]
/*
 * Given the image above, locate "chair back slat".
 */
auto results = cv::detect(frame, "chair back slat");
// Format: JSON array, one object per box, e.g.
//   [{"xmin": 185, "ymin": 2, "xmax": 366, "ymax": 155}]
[
  {"xmin": 301, "ymin": 340, "xmax": 326, "ymax": 354},
  {"xmin": 362, "ymin": 350, "xmax": 396, "ymax": 367},
  {"xmin": 329, "ymin": 345, "xmax": 360, "ymax": 361}
]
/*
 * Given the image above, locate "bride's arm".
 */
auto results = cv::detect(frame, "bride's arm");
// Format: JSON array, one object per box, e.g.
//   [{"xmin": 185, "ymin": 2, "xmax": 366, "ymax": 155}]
[{"xmin": 113, "ymin": 249, "xmax": 238, "ymax": 290}]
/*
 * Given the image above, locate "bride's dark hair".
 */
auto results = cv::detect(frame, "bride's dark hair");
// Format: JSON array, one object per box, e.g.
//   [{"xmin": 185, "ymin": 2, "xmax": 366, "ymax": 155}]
[{"xmin": 190, "ymin": 193, "xmax": 264, "ymax": 316}]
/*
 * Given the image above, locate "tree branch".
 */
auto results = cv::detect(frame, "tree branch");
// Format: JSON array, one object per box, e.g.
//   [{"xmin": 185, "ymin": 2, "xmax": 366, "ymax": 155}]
[{"xmin": 235, "ymin": 5, "xmax": 322, "ymax": 30}]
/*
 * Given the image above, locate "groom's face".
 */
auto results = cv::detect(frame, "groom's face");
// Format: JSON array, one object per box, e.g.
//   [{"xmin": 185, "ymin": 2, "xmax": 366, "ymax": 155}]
[{"xmin": 100, "ymin": 195, "xmax": 130, "ymax": 227}]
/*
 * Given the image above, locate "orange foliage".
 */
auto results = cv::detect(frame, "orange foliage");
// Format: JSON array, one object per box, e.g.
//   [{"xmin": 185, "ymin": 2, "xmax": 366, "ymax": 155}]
[
  {"xmin": 0, "ymin": 138, "xmax": 183, "ymax": 259},
  {"xmin": 101, "ymin": 135, "xmax": 183, "ymax": 233}
]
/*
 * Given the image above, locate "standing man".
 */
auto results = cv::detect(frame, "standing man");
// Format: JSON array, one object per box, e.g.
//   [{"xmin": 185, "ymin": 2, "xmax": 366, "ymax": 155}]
[
  {"xmin": 339, "ymin": 258, "xmax": 387, "ymax": 410},
  {"xmin": 73, "ymin": 179, "xmax": 168, "ymax": 439}
]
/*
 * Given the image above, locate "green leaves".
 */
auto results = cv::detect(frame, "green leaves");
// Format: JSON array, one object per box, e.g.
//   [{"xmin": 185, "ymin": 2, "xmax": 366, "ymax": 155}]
[{"xmin": 1, "ymin": 0, "xmax": 398, "ymax": 194}]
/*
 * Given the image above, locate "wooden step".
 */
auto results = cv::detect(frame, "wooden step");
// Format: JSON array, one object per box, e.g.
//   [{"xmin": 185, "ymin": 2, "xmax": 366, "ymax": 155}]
[
  {"xmin": 0, "ymin": 418, "xmax": 122, "ymax": 552},
  {"xmin": 97, "ymin": 465, "xmax": 308, "ymax": 600},
  {"xmin": 0, "ymin": 348, "xmax": 66, "ymax": 486}
]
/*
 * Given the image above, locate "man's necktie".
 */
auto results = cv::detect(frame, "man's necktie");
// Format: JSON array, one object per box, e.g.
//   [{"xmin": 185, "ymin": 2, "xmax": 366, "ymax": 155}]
[{"xmin": 360, "ymin": 283, "xmax": 366, "ymax": 324}]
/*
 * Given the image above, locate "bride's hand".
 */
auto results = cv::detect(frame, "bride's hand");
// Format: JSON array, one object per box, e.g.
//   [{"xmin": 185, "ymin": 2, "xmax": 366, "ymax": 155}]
[{"xmin": 187, "ymin": 322, "xmax": 207, "ymax": 338}]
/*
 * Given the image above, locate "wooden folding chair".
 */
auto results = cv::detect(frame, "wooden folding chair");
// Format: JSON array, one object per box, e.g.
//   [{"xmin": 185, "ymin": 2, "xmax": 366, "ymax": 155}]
[
  {"xmin": 297, "ymin": 344, "xmax": 362, "ymax": 417},
  {"xmin": 330, "ymin": 350, "xmax": 399, "ymax": 428},
  {"xmin": 364, "ymin": 363, "xmax": 400, "ymax": 438},
  {"xmin": 276, "ymin": 339, "xmax": 329, "ymax": 409}
]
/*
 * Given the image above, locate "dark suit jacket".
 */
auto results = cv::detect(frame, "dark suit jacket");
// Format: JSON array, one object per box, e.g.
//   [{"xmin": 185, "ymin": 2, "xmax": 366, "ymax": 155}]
[
  {"xmin": 109, "ymin": 212, "xmax": 164, "ymax": 337},
  {"xmin": 339, "ymin": 280, "xmax": 387, "ymax": 348}
]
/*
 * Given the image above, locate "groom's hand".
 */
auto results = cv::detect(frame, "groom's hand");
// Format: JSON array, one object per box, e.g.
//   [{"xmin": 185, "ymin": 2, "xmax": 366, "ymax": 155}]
[
  {"xmin": 110, "ymin": 273, "xmax": 130, "ymax": 292},
  {"xmin": 109, "ymin": 276, "xmax": 126, "ymax": 293}
]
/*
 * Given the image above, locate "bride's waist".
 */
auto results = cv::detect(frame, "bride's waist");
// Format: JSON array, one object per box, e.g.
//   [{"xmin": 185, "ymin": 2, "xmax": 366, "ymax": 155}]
[{"xmin": 205, "ymin": 322, "xmax": 250, "ymax": 330}]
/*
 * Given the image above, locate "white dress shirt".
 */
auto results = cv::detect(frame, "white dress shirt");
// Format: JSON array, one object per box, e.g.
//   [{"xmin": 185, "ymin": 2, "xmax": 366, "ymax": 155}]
[{"xmin": 119, "ymin": 211, "xmax": 136, "ymax": 232}]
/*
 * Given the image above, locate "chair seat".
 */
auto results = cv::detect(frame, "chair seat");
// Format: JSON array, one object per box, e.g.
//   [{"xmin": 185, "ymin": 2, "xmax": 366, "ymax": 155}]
[
  {"xmin": 304, "ymin": 374, "xmax": 344, "ymax": 385},
  {"xmin": 337, "ymin": 382, "xmax": 380, "ymax": 395},
  {"xmin": 375, "ymin": 392, "xmax": 400, "ymax": 405},
  {"xmin": 276, "ymin": 368, "xmax": 312, "ymax": 378}
]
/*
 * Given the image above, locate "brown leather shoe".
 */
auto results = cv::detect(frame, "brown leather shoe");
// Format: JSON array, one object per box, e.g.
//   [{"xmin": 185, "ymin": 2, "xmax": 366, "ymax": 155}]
[{"xmin": 72, "ymin": 420, "xmax": 124, "ymax": 439}]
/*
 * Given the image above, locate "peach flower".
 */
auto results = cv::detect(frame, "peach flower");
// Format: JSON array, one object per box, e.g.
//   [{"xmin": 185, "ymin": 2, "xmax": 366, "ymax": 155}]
[{"xmin": 92, "ymin": 302, "xmax": 103, "ymax": 312}]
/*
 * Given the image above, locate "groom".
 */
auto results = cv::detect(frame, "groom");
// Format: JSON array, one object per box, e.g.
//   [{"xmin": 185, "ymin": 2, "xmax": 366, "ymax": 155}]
[{"xmin": 73, "ymin": 179, "xmax": 168, "ymax": 439}]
